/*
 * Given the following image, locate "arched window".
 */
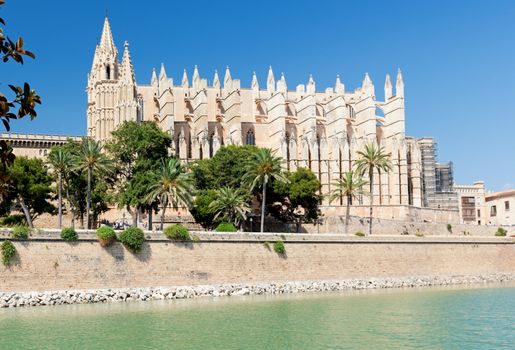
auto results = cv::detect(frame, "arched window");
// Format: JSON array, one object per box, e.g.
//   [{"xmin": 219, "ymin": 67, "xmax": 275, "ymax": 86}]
[
  {"xmin": 348, "ymin": 105, "xmax": 356, "ymax": 119},
  {"xmin": 246, "ymin": 129, "xmax": 255, "ymax": 145},
  {"xmin": 106, "ymin": 65, "xmax": 111, "ymax": 80}
]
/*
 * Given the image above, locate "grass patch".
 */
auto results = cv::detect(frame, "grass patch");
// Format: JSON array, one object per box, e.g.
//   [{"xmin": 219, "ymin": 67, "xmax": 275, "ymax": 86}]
[
  {"xmin": 354, "ymin": 231, "xmax": 365, "ymax": 237},
  {"xmin": 495, "ymin": 227, "xmax": 507, "ymax": 237},
  {"xmin": 273, "ymin": 241, "xmax": 285, "ymax": 255},
  {"xmin": 11, "ymin": 225, "xmax": 30, "ymax": 240}
]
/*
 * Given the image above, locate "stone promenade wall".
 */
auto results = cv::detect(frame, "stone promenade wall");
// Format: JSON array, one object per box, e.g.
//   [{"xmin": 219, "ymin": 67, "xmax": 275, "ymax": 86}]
[
  {"xmin": 1, "ymin": 231, "xmax": 513, "ymax": 293},
  {"xmin": 297, "ymin": 216, "xmax": 515, "ymax": 235}
]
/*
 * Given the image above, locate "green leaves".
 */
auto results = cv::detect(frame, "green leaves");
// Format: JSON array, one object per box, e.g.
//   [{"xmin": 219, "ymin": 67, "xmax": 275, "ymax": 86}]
[
  {"xmin": 243, "ymin": 148, "xmax": 289, "ymax": 191},
  {"xmin": 209, "ymin": 187, "xmax": 251, "ymax": 226},
  {"xmin": 329, "ymin": 170, "xmax": 368, "ymax": 204},
  {"xmin": 269, "ymin": 168, "xmax": 321, "ymax": 225}
]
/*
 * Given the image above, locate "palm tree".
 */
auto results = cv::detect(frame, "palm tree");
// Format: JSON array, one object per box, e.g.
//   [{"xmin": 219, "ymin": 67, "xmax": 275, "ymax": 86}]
[
  {"xmin": 354, "ymin": 143, "xmax": 391, "ymax": 235},
  {"xmin": 47, "ymin": 147, "xmax": 73, "ymax": 229},
  {"xmin": 145, "ymin": 158, "xmax": 194, "ymax": 230},
  {"xmin": 209, "ymin": 187, "xmax": 251, "ymax": 228},
  {"xmin": 328, "ymin": 170, "xmax": 368, "ymax": 235},
  {"xmin": 74, "ymin": 138, "xmax": 112, "ymax": 229},
  {"xmin": 244, "ymin": 148, "xmax": 289, "ymax": 233}
]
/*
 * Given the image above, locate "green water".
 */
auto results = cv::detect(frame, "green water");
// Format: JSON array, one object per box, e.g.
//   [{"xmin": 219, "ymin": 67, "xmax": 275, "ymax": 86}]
[{"xmin": 0, "ymin": 285, "xmax": 514, "ymax": 349}]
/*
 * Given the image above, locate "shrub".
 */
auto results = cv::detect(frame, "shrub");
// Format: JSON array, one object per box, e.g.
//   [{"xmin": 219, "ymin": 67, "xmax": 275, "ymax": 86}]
[
  {"xmin": 273, "ymin": 241, "xmax": 285, "ymax": 255},
  {"xmin": 415, "ymin": 232, "xmax": 424, "ymax": 237},
  {"xmin": 495, "ymin": 227, "xmax": 507, "ymax": 237},
  {"xmin": 11, "ymin": 225, "xmax": 30, "ymax": 240},
  {"xmin": 0, "ymin": 214, "xmax": 26, "ymax": 227},
  {"xmin": 447, "ymin": 224, "xmax": 452, "ymax": 233},
  {"xmin": 119, "ymin": 227, "xmax": 145, "ymax": 252},
  {"xmin": 263, "ymin": 241, "xmax": 270, "ymax": 250},
  {"xmin": 354, "ymin": 231, "xmax": 365, "ymax": 237},
  {"xmin": 61, "ymin": 227, "xmax": 78, "ymax": 241},
  {"xmin": 215, "ymin": 222, "xmax": 237, "ymax": 232},
  {"xmin": 164, "ymin": 224, "xmax": 191, "ymax": 241},
  {"xmin": 1, "ymin": 240, "xmax": 16, "ymax": 266},
  {"xmin": 96, "ymin": 226, "xmax": 117, "ymax": 247}
]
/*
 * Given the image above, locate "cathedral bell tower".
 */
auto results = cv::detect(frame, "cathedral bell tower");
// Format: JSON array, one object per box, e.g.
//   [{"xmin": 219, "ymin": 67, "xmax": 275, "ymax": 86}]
[{"xmin": 87, "ymin": 17, "xmax": 139, "ymax": 142}]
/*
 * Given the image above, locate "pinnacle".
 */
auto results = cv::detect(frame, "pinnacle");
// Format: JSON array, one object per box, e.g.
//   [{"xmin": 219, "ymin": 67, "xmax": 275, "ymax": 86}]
[{"xmin": 99, "ymin": 17, "xmax": 116, "ymax": 54}]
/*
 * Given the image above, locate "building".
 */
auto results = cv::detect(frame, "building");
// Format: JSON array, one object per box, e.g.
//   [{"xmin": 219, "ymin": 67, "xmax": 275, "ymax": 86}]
[
  {"xmin": 455, "ymin": 182, "xmax": 488, "ymax": 225},
  {"xmin": 0, "ymin": 17, "xmax": 465, "ymax": 227},
  {"xmin": 0, "ymin": 133, "xmax": 82, "ymax": 159},
  {"xmin": 87, "ymin": 17, "xmax": 460, "ymax": 218},
  {"xmin": 485, "ymin": 189, "xmax": 514, "ymax": 226}
]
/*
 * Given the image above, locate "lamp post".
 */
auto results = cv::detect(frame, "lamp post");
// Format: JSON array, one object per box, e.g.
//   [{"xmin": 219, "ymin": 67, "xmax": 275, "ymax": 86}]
[{"xmin": 250, "ymin": 217, "xmax": 253, "ymax": 232}]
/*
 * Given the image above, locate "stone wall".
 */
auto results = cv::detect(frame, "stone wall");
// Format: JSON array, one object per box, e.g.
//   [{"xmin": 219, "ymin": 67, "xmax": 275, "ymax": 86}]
[
  {"xmin": 1, "ymin": 231, "xmax": 513, "ymax": 293},
  {"xmin": 296, "ymin": 216, "xmax": 515, "ymax": 235}
]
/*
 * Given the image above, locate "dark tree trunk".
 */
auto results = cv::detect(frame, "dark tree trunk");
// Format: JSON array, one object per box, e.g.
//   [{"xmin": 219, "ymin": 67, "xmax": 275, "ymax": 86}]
[
  {"xmin": 86, "ymin": 167, "xmax": 92, "ymax": 230},
  {"xmin": 160, "ymin": 206, "xmax": 166, "ymax": 231},
  {"xmin": 19, "ymin": 196, "xmax": 33, "ymax": 228},
  {"xmin": 369, "ymin": 167, "xmax": 374, "ymax": 235},
  {"xmin": 345, "ymin": 195, "xmax": 351, "ymax": 235},
  {"xmin": 58, "ymin": 172, "xmax": 62, "ymax": 229},
  {"xmin": 260, "ymin": 184, "xmax": 267, "ymax": 233}
]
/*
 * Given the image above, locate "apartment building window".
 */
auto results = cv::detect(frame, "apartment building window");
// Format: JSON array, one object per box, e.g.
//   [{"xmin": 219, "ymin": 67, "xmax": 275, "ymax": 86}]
[
  {"xmin": 490, "ymin": 205, "xmax": 497, "ymax": 217},
  {"xmin": 505, "ymin": 201, "xmax": 510, "ymax": 211}
]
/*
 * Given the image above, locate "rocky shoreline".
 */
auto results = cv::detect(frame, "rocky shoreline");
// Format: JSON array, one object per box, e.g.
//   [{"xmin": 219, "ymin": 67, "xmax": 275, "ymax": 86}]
[{"xmin": 1, "ymin": 273, "xmax": 514, "ymax": 308}]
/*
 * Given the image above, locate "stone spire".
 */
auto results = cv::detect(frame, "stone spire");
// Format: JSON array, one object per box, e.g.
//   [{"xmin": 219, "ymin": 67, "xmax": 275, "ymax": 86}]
[
  {"xmin": 151, "ymin": 67, "xmax": 158, "ymax": 87},
  {"xmin": 384, "ymin": 74, "xmax": 392, "ymax": 100},
  {"xmin": 119, "ymin": 41, "xmax": 135, "ymax": 84},
  {"xmin": 181, "ymin": 69, "xmax": 189, "ymax": 88},
  {"xmin": 277, "ymin": 72, "xmax": 287, "ymax": 93},
  {"xmin": 251, "ymin": 71, "xmax": 259, "ymax": 91},
  {"xmin": 99, "ymin": 17, "xmax": 117, "ymax": 55},
  {"xmin": 362, "ymin": 72, "xmax": 375, "ymax": 96},
  {"xmin": 267, "ymin": 66, "xmax": 275, "ymax": 92},
  {"xmin": 159, "ymin": 63, "xmax": 172, "ymax": 89},
  {"xmin": 213, "ymin": 69, "xmax": 220, "ymax": 90},
  {"xmin": 396, "ymin": 68, "xmax": 404, "ymax": 98},
  {"xmin": 90, "ymin": 17, "xmax": 118, "ymax": 82},
  {"xmin": 306, "ymin": 74, "xmax": 316, "ymax": 94},
  {"xmin": 192, "ymin": 65, "xmax": 200, "ymax": 90},
  {"xmin": 223, "ymin": 66, "xmax": 232, "ymax": 89},
  {"xmin": 159, "ymin": 63, "xmax": 167, "ymax": 81},
  {"xmin": 335, "ymin": 74, "xmax": 345, "ymax": 94}
]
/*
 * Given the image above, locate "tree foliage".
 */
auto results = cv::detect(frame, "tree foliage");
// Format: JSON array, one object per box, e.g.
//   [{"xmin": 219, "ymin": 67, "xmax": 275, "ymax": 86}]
[
  {"xmin": 244, "ymin": 148, "xmax": 289, "ymax": 232},
  {"xmin": 354, "ymin": 143, "xmax": 391, "ymax": 235},
  {"xmin": 269, "ymin": 168, "xmax": 321, "ymax": 228},
  {"xmin": 145, "ymin": 158, "xmax": 194, "ymax": 230},
  {"xmin": 106, "ymin": 121, "xmax": 172, "ymax": 225},
  {"xmin": 2, "ymin": 156, "xmax": 55, "ymax": 226},
  {"xmin": 48, "ymin": 141, "xmax": 111, "ymax": 229},
  {"xmin": 189, "ymin": 189, "xmax": 219, "ymax": 229},
  {"xmin": 209, "ymin": 187, "xmax": 251, "ymax": 226},
  {"xmin": 189, "ymin": 145, "xmax": 258, "ymax": 228},
  {"xmin": 190, "ymin": 145, "xmax": 259, "ymax": 190}
]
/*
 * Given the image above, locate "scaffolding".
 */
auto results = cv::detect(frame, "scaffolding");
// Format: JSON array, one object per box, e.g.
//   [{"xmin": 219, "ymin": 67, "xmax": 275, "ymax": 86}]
[{"xmin": 417, "ymin": 138, "xmax": 458, "ymax": 210}]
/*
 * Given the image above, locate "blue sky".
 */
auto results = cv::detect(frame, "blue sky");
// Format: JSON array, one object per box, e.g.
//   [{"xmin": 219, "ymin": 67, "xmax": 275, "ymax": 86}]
[{"xmin": 1, "ymin": 0, "xmax": 514, "ymax": 191}]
